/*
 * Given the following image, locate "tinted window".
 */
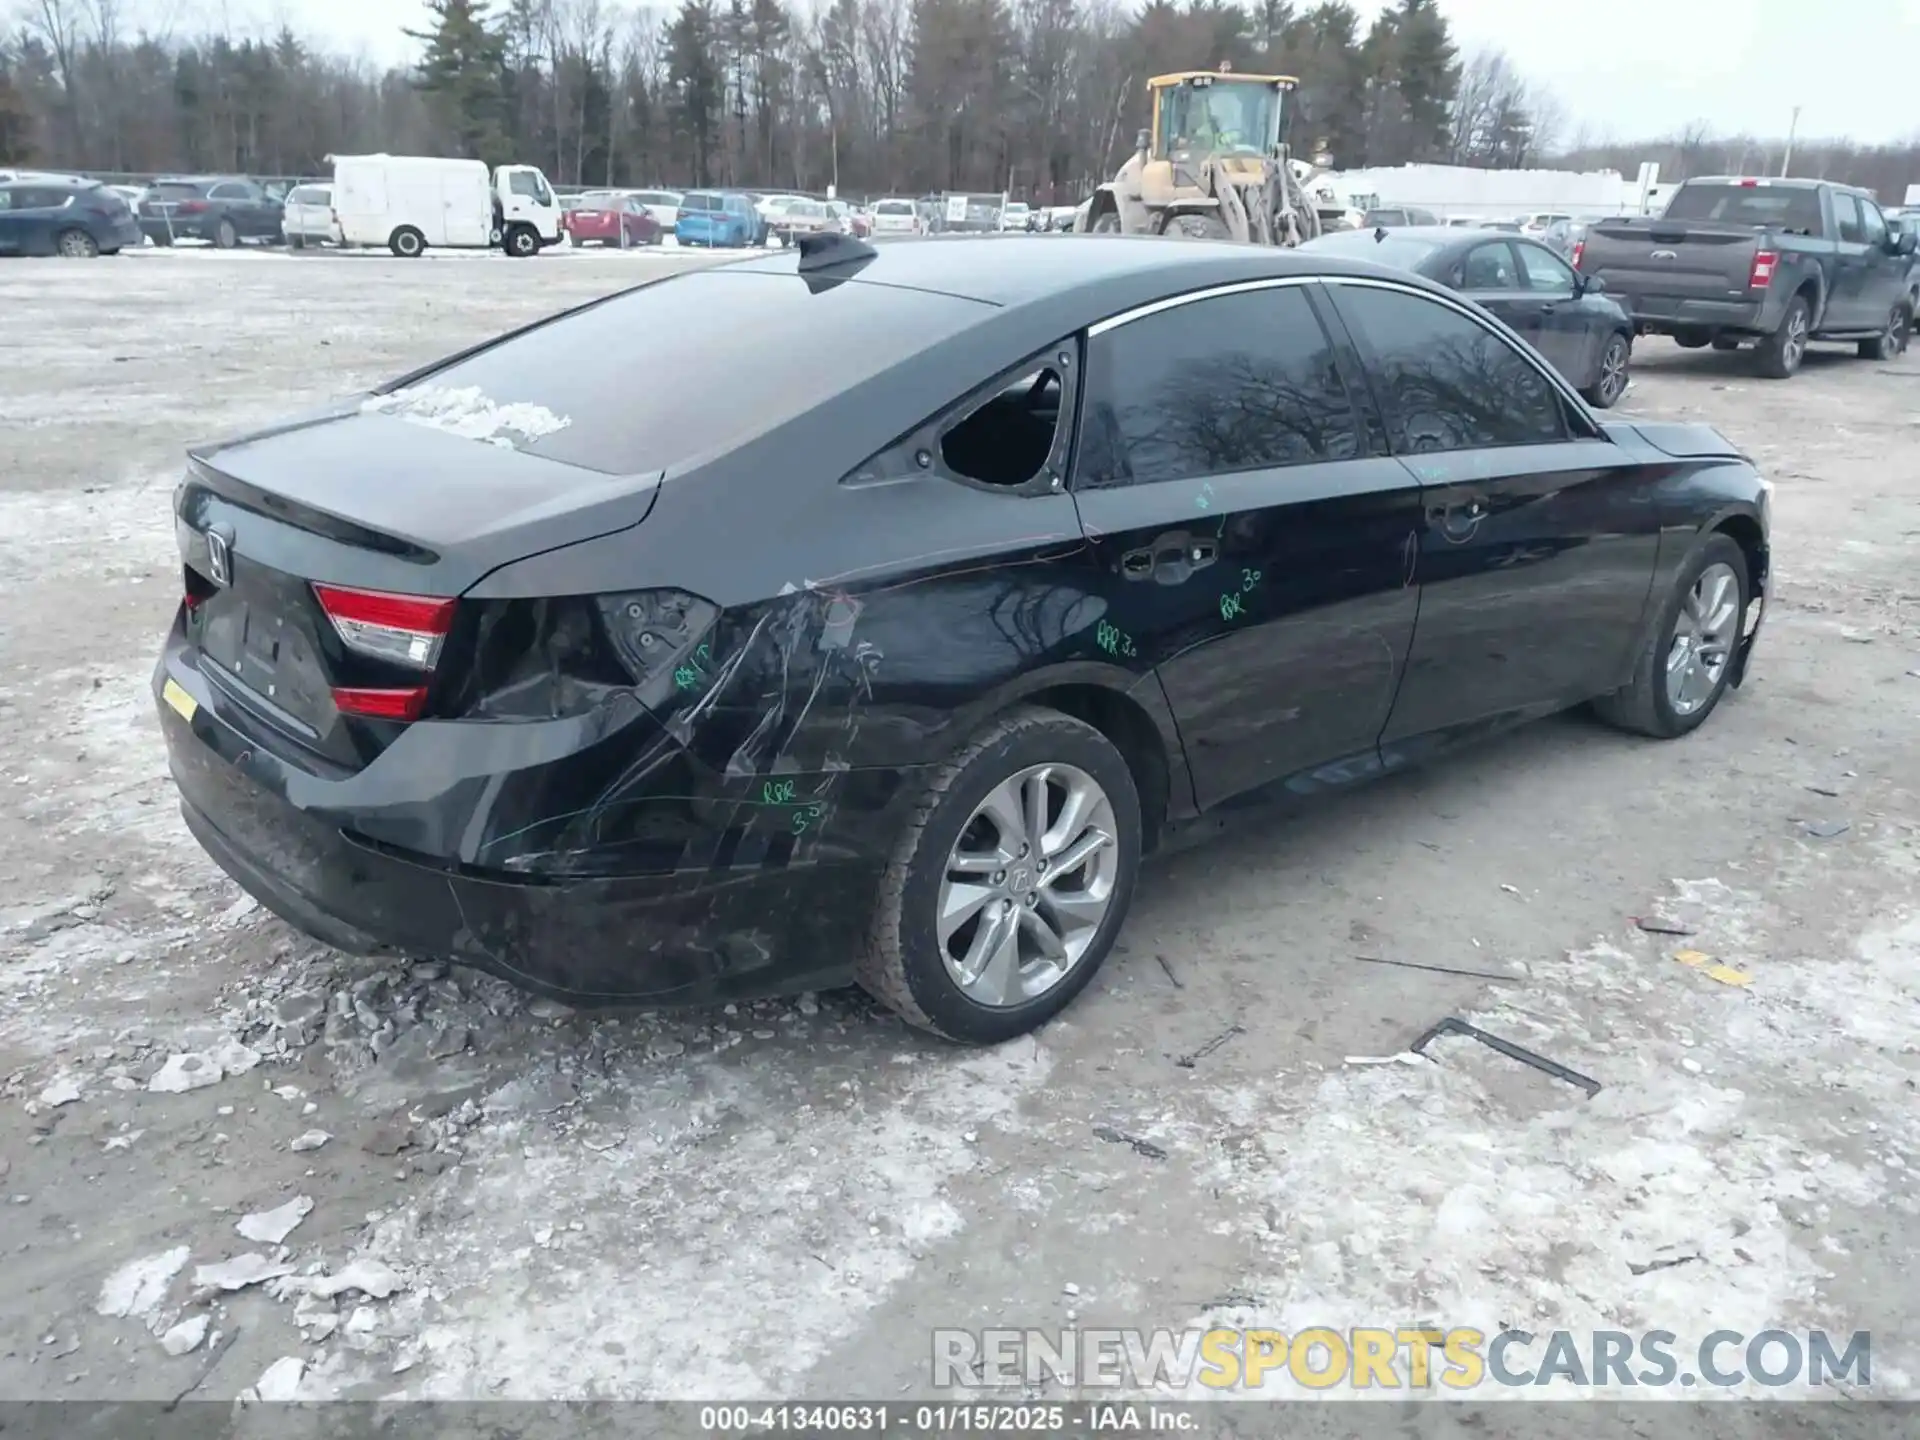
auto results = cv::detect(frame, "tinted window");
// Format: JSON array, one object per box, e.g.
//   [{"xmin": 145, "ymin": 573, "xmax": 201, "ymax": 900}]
[
  {"xmin": 208, "ymin": 182, "xmax": 251, "ymax": 200},
  {"xmin": 1458, "ymin": 242, "xmax": 1518, "ymax": 290},
  {"xmin": 150, "ymin": 182, "xmax": 205, "ymax": 200},
  {"xmin": 400, "ymin": 270, "xmax": 989, "ymax": 475},
  {"xmin": 13, "ymin": 187, "xmax": 68, "ymax": 209},
  {"xmin": 1516, "ymin": 243, "xmax": 1576, "ymax": 293},
  {"xmin": 1836, "ymin": 195, "xmax": 1865, "ymax": 245},
  {"xmin": 1077, "ymin": 286, "xmax": 1360, "ymax": 489},
  {"xmin": 681, "ymin": 192, "xmax": 720, "ymax": 212},
  {"xmin": 1333, "ymin": 284, "xmax": 1565, "ymax": 453},
  {"xmin": 1663, "ymin": 182, "xmax": 1822, "ymax": 234},
  {"xmin": 1306, "ymin": 232, "xmax": 1443, "ymax": 270},
  {"xmin": 1860, "ymin": 199, "xmax": 1888, "ymax": 247},
  {"xmin": 876, "ymin": 201, "xmax": 913, "ymax": 215},
  {"xmin": 507, "ymin": 171, "xmax": 544, "ymax": 199},
  {"xmin": 288, "ymin": 186, "xmax": 329, "ymax": 205}
]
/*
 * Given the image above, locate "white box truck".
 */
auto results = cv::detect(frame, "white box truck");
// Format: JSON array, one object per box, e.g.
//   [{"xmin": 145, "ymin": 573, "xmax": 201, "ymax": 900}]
[{"xmin": 329, "ymin": 155, "xmax": 564, "ymax": 258}]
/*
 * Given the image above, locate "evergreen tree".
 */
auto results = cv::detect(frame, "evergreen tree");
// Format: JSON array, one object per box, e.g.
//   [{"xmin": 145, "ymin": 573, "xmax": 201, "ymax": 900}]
[{"xmin": 407, "ymin": 0, "xmax": 510, "ymax": 163}]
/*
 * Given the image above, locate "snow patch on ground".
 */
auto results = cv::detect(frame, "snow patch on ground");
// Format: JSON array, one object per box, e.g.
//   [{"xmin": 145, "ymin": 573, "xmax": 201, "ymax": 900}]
[
  {"xmin": 405, "ymin": 1042, "xmax": 1053, "ymax": 1399},
  {"xmin": 1164, "ymin": 882, "xmax": 1920, "ymax": 1400}
]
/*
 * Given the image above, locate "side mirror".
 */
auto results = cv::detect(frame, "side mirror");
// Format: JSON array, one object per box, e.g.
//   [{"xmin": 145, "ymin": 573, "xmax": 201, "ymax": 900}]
[
  {"xmin": 1135, "ymin": 129, "xmax": 1150, "ymax": 155},
  {"xmin": 1895, "ymin": 229, "xmax": 1917, "ymax": 257}
]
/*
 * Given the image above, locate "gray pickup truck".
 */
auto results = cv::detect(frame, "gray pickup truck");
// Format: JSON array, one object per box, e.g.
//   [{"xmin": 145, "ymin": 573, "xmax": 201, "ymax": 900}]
[{"xmin": 1575, "ymin": 177, "xmax": 1917, "ymax": 378}]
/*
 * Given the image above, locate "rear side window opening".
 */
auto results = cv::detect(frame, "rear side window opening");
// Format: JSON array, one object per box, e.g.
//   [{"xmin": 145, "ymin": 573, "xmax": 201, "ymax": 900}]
[
  {"xmin": 941, "ymin": 364, "xmax": 1066, "ymax": 489},
  {"xmin": 404, "ymin": 269, "xmax": 992, "ymax": 476},
  {"xmin": 1663, "ymin": 183, "xmax": 1823, "ymax": 235}
]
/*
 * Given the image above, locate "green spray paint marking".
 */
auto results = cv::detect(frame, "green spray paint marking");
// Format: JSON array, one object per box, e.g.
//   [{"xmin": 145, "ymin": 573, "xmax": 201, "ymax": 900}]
[
  {"xmin": 1219, "ymin": 592, "xmax": 1244, "ymax": 621},
  {"xmin": 791, "ymin": 804, "xmax": 825, "ymax": 835},
  {"xmin": 1095, "ymin": 620, "xmax": 1137, "ymax": 659},
  {"xmin": 1240, "ymin": 569, "xmax": 1262, "ymax": 593},
  {"xmin": 673, "ymin": 643, "xmax": 714, "ymax": 692}
]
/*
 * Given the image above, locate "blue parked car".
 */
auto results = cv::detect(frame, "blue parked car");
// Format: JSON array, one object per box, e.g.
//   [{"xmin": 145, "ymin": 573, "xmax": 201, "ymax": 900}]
[
  {"xmin": 0, "ymin": 180, "xmax": 143, "ymax": 257},
  {"xmin": 674, "ymin": 190, "xmax": 757, "ymax": 248}
]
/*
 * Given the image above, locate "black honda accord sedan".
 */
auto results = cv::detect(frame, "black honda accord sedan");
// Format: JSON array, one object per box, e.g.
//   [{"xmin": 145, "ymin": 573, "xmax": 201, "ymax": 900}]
[
  {"xmin": 1302, "ymin": 224, "xmax": 1636, "ymax": 409},
  {"xmin": 155, "ymin": 233, "xmax": 1770, "ymax": 1044}
]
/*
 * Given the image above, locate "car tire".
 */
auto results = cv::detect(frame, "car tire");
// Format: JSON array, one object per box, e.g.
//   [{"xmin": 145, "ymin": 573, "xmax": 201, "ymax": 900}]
[
  {"xmin": 1581, "ymin": 332, "xmax": 1631, "ymax": 408},
  {"xmin": 150, "ymin": 233, "xmax": 172, "ymax": 247},
  {"xmin": 1857, "ymin": 302, "xmax": 1911, "ymax": 361},
  {"xmin": 1164, "ymin": 212, "xmax": 1232, "ymax": 240},
  {"xmin": 55, "ymin": 228, "xmax": 99, "ymax": 259},
  {"xmin": 1592, "ymin": 533, "xmax": 1750, "ymax": 740},
  {"xmin": 858, "ymin": 705, "xmax": 1142, "ymax": 1044},
  {"xmin": 504, "ymin": 224, "xmax": 538, "ymax": 258},
  {"xmin": 213, "ymin": 218, "xmax": 239, "ymax": 249},
  {"xmin": 1672, "ymin": 332, "xmax": 1710, "ymax": 349},
  {"xmin": 389, "ymin": 226, "xmax": 426, "ymax": 258},
  {"xmin": 1754, "ymin": 295, "xmax": 1811, "ymax": 379},
  {"xmin": 288, "ymin": 234, "xmax": 305, "ymax": 250}
]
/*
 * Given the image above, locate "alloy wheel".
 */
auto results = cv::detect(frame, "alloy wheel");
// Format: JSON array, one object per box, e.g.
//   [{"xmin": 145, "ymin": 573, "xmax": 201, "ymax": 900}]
[
  {"xmin": 1666, "ymin": 562, "xmax": 1740, "ymax": 716},
  {"xmin": 937, "ymin": 763, "xmax": 1119, "ymax": 1007},
  {"xmin": 57, "ymin": 230, "xmax": 97, "ymax": 258},
  {"xmin": 1599, "ymin": 337, "xmax": 1629, "ymax": 403},
  {"xmin": 1783, "ymin": 310, "xmax": 1809, "ymax": 371}
]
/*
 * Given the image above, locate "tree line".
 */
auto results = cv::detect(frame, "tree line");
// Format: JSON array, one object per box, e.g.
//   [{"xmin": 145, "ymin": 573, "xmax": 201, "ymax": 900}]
[{"xmin": 3, "ymin": 0, "xmax": 1915, "ymax": 205}]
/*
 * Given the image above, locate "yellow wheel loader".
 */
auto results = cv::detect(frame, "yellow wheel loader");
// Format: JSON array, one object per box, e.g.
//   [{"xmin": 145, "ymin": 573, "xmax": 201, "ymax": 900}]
[{"xmin": 1077, "ymin": 66, "xmax": 1322, "ymax": 246}]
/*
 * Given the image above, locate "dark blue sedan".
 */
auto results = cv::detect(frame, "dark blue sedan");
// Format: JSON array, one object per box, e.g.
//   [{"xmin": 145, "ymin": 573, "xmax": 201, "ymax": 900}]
[
  {"xmin": 1302, "ymin": 224, "xmax": 1635, "ymax": 408},
  {"xmin": 0, "ymin": 180, "xmax": 143, "ymax": 257}
]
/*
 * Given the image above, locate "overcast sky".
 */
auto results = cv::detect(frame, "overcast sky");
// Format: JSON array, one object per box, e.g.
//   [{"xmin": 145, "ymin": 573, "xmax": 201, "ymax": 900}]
[{"xmin": 241, "ymin": 0, "xmax": 1919, "ymax": 147}]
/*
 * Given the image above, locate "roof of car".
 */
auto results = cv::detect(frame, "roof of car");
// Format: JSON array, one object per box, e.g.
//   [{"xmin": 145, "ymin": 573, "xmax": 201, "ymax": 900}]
[{"xmin": 719, "ymin": 233, "xmax": 1442, "ymax": 308}]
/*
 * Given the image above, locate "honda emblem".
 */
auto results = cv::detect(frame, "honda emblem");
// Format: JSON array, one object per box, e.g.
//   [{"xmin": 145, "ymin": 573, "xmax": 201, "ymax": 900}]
[{"xmin": 205, "ymin": 527, "xmax": 232, "ymax": 586}]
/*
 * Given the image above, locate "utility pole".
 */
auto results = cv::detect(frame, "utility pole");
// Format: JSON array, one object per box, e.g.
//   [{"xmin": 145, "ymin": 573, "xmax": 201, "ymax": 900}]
[{"xmin": 1780, "ymin": 106, "xmax": 1801, "ymax": 177}]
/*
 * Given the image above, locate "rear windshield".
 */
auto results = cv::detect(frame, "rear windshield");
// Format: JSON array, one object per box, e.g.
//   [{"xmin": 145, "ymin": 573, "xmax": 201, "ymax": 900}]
[
  {"xmin": 399, "ymin": 270, "xmax": 990, "ymax": 475},
  {"xmin": 681, "ymin": 192, "xmax": 720, "ymax": 212},
  {"xmin": 288, "ymin": 186, "xmax": 329, "ymax": 205},
  {"xmin": 876, "ymin": 201, "xmax": 913, "ymax": 215},
  {"xmin": 1663, "ymin": 183, "xmax": 1823, "ymax": 233},
  {"xmin": 1310, "ymin": 232, "xmax": 1443, "ymax": 270},
  {"xmin": 149, "ymin": 182, "xmax": 205, "ymax": 199},
  {"xmin": 636, "ymin": 191, "xmax": 678, "ymax": 205}
]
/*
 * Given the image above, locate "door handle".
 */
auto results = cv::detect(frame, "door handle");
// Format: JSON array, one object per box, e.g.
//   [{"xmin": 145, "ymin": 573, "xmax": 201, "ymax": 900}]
[
  {"xmin": 1434, "ymin": 497, "xmax": 1487, "ymax": 542},
  {"xmin": 1119, "ymin": 532, "xmax": 1217, "ymax": 583}
]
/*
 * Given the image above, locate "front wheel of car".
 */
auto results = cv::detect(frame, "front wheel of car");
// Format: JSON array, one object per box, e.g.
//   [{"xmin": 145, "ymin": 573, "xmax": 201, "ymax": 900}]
[
  {"xmin": 213, "ymin": 218, "xmax": 239, "ymax": 249},
  {"xmin": 1858, "ymin": 302, "xmax": 1911, "ymax": 361},
  {"xmin": 56, "ymin": 228, "xmax": 99, "ymax": 259},
  {"xmin": 1593, "ymin": 533, "xmax": 1750, "ymax": 740},
  {"xmin": 1581, "ymin": 332, "xmax": 1631, "ymax": 408},
  {"xmin": 859, "ymin": 706, "xmax": 1142, "ymax": 1044}
]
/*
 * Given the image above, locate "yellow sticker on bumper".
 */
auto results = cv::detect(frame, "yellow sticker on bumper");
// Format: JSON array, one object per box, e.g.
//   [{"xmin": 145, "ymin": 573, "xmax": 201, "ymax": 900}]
[{"xmin": 162, "ymin": 678, "xmax": 198, "ymax": 722}]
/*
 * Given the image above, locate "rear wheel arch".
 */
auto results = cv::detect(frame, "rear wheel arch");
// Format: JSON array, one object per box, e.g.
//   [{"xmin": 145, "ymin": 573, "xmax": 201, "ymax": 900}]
[{"xmin": 1020, "ymin": 683, "xmax": 1174, "ymax": 854}]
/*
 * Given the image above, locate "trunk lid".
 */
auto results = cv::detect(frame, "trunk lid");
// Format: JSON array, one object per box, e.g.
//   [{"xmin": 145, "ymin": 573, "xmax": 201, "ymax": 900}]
[
  {"xmin": 176, "ymin": 404, "xmax": 659, "ymax": 769},
  {"xmin": 1581, "ymin": 218, "xmax": 1764, "ymax": 307}
]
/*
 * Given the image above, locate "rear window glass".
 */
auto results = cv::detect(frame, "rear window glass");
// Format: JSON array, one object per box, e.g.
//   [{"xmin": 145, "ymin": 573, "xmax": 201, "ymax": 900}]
[
  {"xmin": 681, "ymin": 192, "xmax": 720, "ymax": 212},
  {"xmin": 397, "ymin": 271, "xmax": 990, "ymax": 475},
  {"xmin": 1663, "ymin": 183, "xmax": 1823, "ymax": 233},
  {"xmin": 288, "ymin": 186, "xmax": 329, "ymax": 205},
  {"xmin": 150, "ymin": 182, "xmax": 204, "ymax": 199},
  {"xmin": 1309, "ymin": 232, "xmax": 1443, "ymax": 270},
  {"xmin": 876, "ymin": 201, "xmax": 912, "ymax": 215}
]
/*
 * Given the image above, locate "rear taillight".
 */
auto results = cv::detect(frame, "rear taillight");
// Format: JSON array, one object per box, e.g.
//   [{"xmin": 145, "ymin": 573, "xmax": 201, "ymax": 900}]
[
  {"xmin": 313, "ymin": 583, "xmax": 454, "ymax": 668},
  {"xmin": 330, "ymin": 686, "xmax": 429, "ymax": 721},
  {"xmin": 176, "ymin": 200, "xmax": 207, "ymax": 215},
  {"xmin": 1749, "ymin": 249, "xmax": 1777, "ymax": 289},
  {"xmin": 1570, "ymin": 239, "xmax": 1584, "ymax": 270}
]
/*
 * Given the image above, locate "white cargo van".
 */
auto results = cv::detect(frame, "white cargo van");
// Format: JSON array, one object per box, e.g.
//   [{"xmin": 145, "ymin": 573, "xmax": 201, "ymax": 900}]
[{"xmin": 329, "ymin": 155, "xmax": 563, "ymax": 257}]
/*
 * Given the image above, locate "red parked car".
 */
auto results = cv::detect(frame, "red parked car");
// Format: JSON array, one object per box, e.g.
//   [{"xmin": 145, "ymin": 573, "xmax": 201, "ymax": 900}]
[{"xmin": 562, "ymin": 192, "xmax": 662, "ymax": 247}]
